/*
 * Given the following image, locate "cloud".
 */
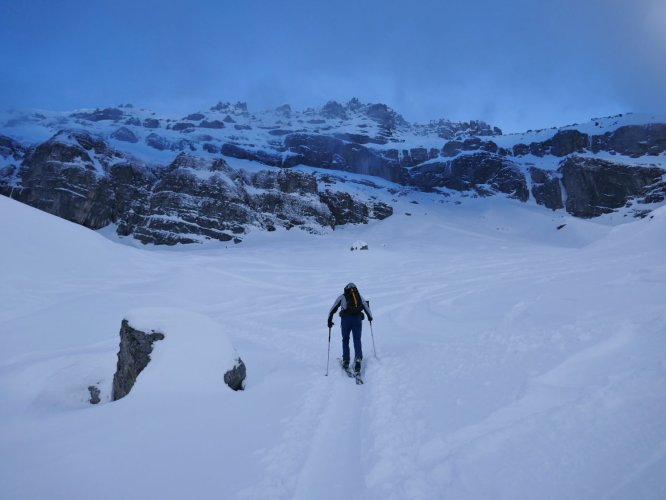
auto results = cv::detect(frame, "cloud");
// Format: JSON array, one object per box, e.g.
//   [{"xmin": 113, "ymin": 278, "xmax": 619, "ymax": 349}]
[{"xmin": 1, "ymin": 0, "xmax": 665, "ymax": 132}]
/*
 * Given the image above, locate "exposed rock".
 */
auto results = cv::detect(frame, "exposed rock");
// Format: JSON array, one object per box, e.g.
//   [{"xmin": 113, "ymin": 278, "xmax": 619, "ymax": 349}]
[
  {"xmin": 143, "ymin": 118, "xmax": 160, "ymax": 129},
  {"xmin": 275, "ymin": 104, "xmax": 292, "ymax": 117},
  {"xmin": 203, "ymin": 143, "xmax": 220, "ymax": 154},
  {"xmin": 319, "ymin": 190, "xmax": 370, "ymax": 226},
  {"xmin": 0, "ymin": 134, "xmax": 25, "ymax": 161},
  {"xmin": 10, "ymin": 132, "xmax": 117, "ymax": 229},
  {"xmin": 321, "ymin": 101, "xmax": 348, "ymax": 120},
  {"xmin": 5, "ymin": 104, "xmax": 666, "ymax": 242},
  {"xmin": 427, "ymin": 119, "xmax": 499, "ymax": 140},
  {"xmin": 0, "ymin": 164, "xmax": 16, "ymax": 179},
  {"xmin": 370, "ymin": 201, "xmax": 393, "ymax": 220},
  {"xmin": 560, "ymin": 156, "xmax": 665, "ymax": 217},
  {"xmin": 223, "ymin": 358, "xmax": 246, "ymax": 391},
  {"xmin": 146, "ymin": 133, "xmax": 171, "ymax": 151},
  {"xmin": 172, "ymin": 122, "xmax": 196, "ymax": 132},
  {"xmin": 124, "ymin": 117, "xmax": 141, "ymax": 126},
  {"xmin": 513, "ymin": 143, "xmax": 530, "ymax": 156},
  {"xmin": 112, "ymin": 320, "xmax": 165, "ymax": 401},
  {"xmin": 548, "ymin": 130, "xmax": 589, "ymax": 157},
  {"xmin": 530, "ymin": 167, "xmax": 564, "ymax": 210},
  {"xmin": 220, "ymin": 143, "xmax": 282, "ymax": 167},
  {"xmin": 200, "ymin": 119, "xmax": 225, "ymax": 129},
  {"xmin": 131, "ymin": 156, "xmax": 248, "ymax": 245},
  {"xmin": 185, "ymin": 113, "xmax": 205, "ymax": 121},
  {"xmin": 71, "ymin": 107, "xmax": 124, "ymax": 122},
  {"xmin": 146, "ymin": 133, "xmax": 195, "ymax": 152},
  {"xmin": 283, "ymin": 133, "xmax": 405, "ymax": 183},
  {"xmin": 442, "ymin": 139, "xmax": 498, "ymax": 157},
  {"xmin": 590, "ymin": 124, "xmax": 666, "ymax": 157},
  {"xmin": 333, "ymin": 133, "xmax": 387, "ymax": 145},
  {"xmin": 111, "ymin": 126, "xmax": 139, "ymax": 143},
  {"xmin": 365, "ymin": 103, "xmax": 407, "ymax": 131},
  {"xmin": 109, "ymin": 162, "xmax": 156, "ymax": 237},
  {"xmin": 251, "ymin": 168, "xmax": 318, "ymax": 195},
  {"xmin": 529, "ymin": 142, "xmax": 546, "ymax": 157},
  {"xmin": 88, "ymin": 385, "xmax": 101, "ymax": 404},
  {"xmin": 410, "ymin": 148, "xmax": 429, "ymax": 165},
  {"xmin": 410, "ymin": 153, "xmax": 529, "ymax": 201},
  {"xmin": 442, "ymin": 140, "xmax": 464, "ymax": 157},
  {"xmin": 268, "ymin": 129, "xmax": 293, "ymax": 136}
]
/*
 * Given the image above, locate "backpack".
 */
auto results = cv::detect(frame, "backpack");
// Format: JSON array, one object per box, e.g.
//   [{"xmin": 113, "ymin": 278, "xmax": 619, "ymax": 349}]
[{"xmin": 343, "ymin": 286, "xmax": 364, "ymax": 315}]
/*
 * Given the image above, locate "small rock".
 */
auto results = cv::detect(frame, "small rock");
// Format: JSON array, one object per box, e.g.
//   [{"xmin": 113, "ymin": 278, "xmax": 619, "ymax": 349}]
[
  {"xmin": 88, "ymin": 385, "xmax": 101, "ymax": 404},
  {"xmin": 350, "ymin": 240, "xmax": 369, "ymax": 251}
]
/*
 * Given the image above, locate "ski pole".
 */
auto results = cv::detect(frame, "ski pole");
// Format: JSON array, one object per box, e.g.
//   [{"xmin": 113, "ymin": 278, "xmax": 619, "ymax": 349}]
[
  {"xmin": 370, "ymin": 321, "xmax": 378, "ymax": 359},
  {"xmin": 325, "ymin": 326, "xmax": 331, "ymax": 376},
  {"xmin": 367, "ymin": 299, "xmax": 378, "ymax": 359}
]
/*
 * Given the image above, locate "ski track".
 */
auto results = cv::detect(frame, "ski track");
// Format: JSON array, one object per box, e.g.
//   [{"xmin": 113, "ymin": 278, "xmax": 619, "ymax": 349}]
[
  {"xmin": 237, "ymin": 366, "xmax": 365, "ymax": 500},
  {"xmin": 234, "ymin": 241, "xmax": 666, "ymax": 499}
]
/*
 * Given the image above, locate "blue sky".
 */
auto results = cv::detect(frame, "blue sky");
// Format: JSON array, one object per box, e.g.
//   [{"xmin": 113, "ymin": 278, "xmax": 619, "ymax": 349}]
[{"xmin": 1, "ymin": 0, "xmax": 665, "ymax": 133}]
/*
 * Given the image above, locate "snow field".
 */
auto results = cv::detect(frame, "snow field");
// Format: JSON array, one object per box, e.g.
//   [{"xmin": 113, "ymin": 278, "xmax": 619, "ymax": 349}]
[{"xmin": 1, "ymin": 195, "xmax": 665, "ymax": 499}]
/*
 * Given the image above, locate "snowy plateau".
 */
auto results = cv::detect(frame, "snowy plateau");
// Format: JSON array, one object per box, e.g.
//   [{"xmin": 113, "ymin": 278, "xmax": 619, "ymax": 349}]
[{"xmin": 1, "ymin": 101, "xmax": 666, "ymax": 500}]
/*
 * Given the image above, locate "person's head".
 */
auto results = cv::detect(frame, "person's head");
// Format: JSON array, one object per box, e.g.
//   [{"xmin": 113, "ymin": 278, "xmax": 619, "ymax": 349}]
[{"xmin": 344, "ymin": 282, "xmax": 357, "ymax": 291}]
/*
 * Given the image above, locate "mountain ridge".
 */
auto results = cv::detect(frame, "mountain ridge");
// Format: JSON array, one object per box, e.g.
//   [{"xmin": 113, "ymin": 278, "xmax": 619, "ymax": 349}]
[{"xmin": 1, "ymin": 100, "xmax": 665, "ymax": 245}]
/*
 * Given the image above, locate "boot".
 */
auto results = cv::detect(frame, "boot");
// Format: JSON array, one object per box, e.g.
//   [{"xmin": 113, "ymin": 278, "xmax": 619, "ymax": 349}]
[{"xmin": 354, "ymin": 357, "xmax": 361, "ymax": 373}]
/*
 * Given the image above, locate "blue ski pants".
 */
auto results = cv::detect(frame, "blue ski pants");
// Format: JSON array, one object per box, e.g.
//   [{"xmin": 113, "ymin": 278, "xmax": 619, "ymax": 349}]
[{"xmin": 341, "ymin": 314, "xmax": 363, "ymax": 361}]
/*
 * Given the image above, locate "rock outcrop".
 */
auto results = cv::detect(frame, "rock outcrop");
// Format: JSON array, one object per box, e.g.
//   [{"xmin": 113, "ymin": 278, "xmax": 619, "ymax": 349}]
[
  {"xmin": 590, "ymin": 124, "xmax": 666, "ymax": 157},
  {"xmin": 1, "ymin": 131, "xmax": 393, "ymax": 245},
  {"xmin": 223, "ymin": 358, "xmax": 247, "ymax": 391},
  {"xmin": 409, "ymin": 153, "xmax": 529, "ymax": 201},
  {"xmin": 283, "ymin": 133, "xmax": 406, "ymax": 183},
  {"xmin": 112, "ymin": 320, "xmax": 165, "ymax": 401},
  {"xmin": 2, "ymin": 102, "xmax": 666, "ymax": 242},
  {"xmin": 529, "ymin": 167, "xmax": 564, "ymax": 210},
  {"xmin": 560, "ymin": 157, "xmax": 665, "ymax": 217}
]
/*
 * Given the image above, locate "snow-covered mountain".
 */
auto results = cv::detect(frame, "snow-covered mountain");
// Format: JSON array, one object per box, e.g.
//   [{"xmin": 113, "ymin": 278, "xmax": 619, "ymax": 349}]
[{"xmin": 1, "ymin": 100, "xmax": 665, "ymax": 245}]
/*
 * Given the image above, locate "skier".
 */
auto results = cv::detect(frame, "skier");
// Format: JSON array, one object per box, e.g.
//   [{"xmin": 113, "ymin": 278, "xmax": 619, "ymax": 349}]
[{"xmin": 327, "ymin": 283, "xmax": 373, "ymax": 373}]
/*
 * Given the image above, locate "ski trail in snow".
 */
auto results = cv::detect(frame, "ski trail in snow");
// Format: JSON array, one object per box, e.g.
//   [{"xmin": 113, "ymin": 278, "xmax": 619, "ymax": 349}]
[
  {"xmin": 363, "ymin": 354, "xmax": 439, "ymax": 499},
  {"xmin": 290, "ymin": 376, "xmax": 365, "ymax": 500},
  {"xmin": 237, "ymin": 370, "xmax": 365, "ymax": 500}
]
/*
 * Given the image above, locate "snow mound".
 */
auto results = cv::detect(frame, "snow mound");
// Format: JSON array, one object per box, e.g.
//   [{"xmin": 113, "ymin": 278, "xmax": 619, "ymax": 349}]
[{"xmin": 122, "ymin": 307, "xmax": 242, "ymax": 400}]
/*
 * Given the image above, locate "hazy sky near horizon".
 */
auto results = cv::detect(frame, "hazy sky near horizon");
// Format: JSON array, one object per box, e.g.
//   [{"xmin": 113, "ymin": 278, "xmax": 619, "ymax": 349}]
[{"xmin": 2, "ymin": 0, "xmax": 665, "ymax": 133}]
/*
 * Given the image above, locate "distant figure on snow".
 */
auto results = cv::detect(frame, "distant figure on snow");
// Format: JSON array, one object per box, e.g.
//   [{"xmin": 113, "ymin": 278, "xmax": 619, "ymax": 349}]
[{"xmin": 328, "ymin": 282, "xmax": 373, "ymax": 373}]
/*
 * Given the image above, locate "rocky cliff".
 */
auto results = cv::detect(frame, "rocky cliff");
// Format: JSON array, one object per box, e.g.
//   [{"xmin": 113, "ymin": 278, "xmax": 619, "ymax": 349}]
[{"xmin": 1, "ymin": 101, "xmax": 665, "ymax": 244}]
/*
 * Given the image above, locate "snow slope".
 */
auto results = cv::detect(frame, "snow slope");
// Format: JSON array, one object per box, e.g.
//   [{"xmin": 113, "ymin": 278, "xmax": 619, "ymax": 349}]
[{"xmin": 1, "ymin": 195, "xmax": 665, "ymax": 500}]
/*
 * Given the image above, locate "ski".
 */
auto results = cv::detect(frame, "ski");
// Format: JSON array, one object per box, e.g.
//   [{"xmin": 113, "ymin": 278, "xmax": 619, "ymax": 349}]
[
  {"xmin": 338, "ymin": 358, "xmax": 364, "ymax": 384},
  {"xmin": 355, "ymin": 372, "xmax": 364, "ymax": 385},
  {"xmin": 338, "ymin": 358, "xmax": 354, "ymax": 378}
]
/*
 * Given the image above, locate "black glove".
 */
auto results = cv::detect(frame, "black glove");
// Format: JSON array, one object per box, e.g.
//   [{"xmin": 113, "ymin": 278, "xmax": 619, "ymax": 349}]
[
  {"xmin": 327, "ymin": 318, "xmax": 334, "ymax": 328},
  {"xmin": 368, "ymin": 316, "xmax": 373, "ymax": 323}
]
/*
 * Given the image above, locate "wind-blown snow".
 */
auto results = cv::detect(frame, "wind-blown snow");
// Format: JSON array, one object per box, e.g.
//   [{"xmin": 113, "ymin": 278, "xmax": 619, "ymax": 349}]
[{"xmin": 0, "ymin": 194, "xmax": 665, "ymax": 500}]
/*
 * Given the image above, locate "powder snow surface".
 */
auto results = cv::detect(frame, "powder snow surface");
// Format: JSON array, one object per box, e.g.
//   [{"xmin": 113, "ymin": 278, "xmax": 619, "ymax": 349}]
[{"xmin": 1, "ymin": 195, "xmax": 665, "ymax": 500}]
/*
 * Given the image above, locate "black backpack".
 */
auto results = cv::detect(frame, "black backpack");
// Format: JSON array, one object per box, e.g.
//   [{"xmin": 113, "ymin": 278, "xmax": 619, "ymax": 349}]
[{"xmin": 343, "ymin": 286, "xmax": 364, "ymax": 315}]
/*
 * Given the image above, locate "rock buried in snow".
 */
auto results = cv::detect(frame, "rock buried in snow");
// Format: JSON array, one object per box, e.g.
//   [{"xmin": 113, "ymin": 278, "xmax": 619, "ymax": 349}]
[
  {"xmin": 224, "ymin": 358, "xmax": 247, "ymax": 391},
  {"xmin": 350, "ymin": 240, "xmax": 369, "ymax": 251},
  {"xmin": 111, "ymin": 309, "xmax": 246, "ymax": 401},
  {"xmin": 112, "ymin": 320, "xmax": 165, "ymax": 401},
  {"xmin": 88, "ymin": 385, "xmax": 101, "ymax": 404}
]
